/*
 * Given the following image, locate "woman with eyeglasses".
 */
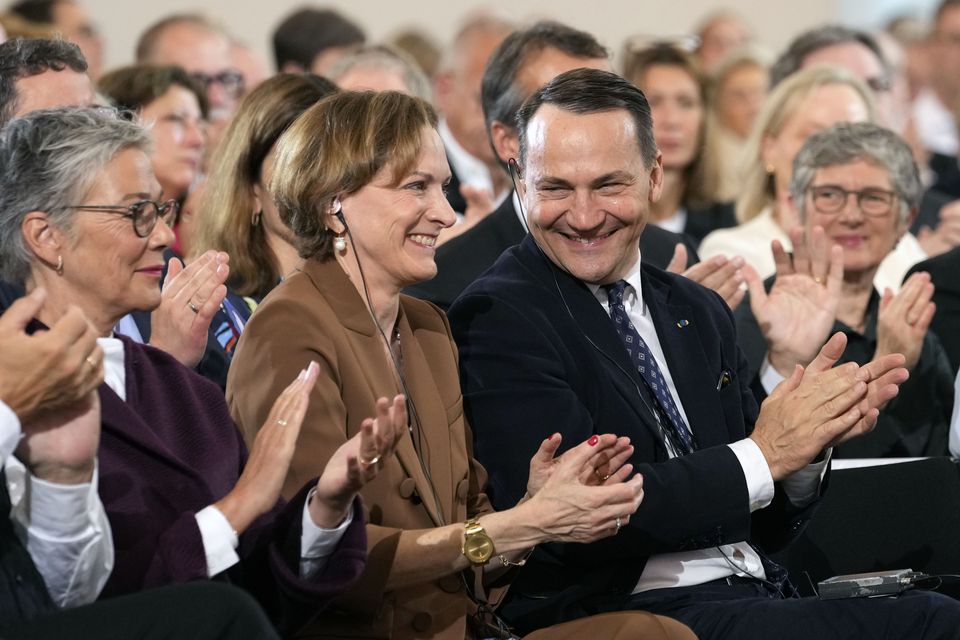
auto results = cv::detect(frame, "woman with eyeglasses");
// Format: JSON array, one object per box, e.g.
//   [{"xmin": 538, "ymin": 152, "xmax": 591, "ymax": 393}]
[
  {"xmin": 735, "ymin": 122, "xmax": 952, "ymax": 458},
  {"xmin": 0, "ymin": 106, "xmax": 408, "ymax": 633}
]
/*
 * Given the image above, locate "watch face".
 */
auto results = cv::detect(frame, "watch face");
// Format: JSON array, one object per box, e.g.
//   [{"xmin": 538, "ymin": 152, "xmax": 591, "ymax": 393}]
[{"xmin": 465, "ymin": 535, "xmax": 494, "ymax": 563}]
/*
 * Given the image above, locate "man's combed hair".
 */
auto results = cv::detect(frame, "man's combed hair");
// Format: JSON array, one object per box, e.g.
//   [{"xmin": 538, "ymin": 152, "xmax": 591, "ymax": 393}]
[
  {"xmin": 516, "ymin": 67, "xmax": 658, "ymax": 168},
  {"xmin": 769, "ymin": 25, "xmax": 889, "ymax": 87},
  {"xmin": 481, "ymin": 21, "xmax": 608, "ymax": 135},
  {"xmin": 271, "ymin": 7, "xmax": 365, "ymax": 71},
  {"xmin": 0, "ymin": 37, "xmax": 87, "ymax": 126}
]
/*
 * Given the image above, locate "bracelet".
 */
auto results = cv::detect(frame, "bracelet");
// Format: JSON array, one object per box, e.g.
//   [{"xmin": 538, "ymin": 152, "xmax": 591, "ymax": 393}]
[{"xmin": 498, "ymin": 549, "xmax": 533, "ymax": 568}]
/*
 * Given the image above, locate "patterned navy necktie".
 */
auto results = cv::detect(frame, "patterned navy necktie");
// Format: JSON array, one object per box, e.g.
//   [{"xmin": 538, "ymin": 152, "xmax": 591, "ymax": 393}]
[{"xmin": 604, "ymin": 280, "xmax": 696, "ymax": 456}]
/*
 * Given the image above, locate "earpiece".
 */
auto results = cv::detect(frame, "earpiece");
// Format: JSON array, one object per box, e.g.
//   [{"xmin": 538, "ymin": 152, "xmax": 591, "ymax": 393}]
[{"xmin": 508, "ymin": 157, "xmax": 523, "ymax": 181}]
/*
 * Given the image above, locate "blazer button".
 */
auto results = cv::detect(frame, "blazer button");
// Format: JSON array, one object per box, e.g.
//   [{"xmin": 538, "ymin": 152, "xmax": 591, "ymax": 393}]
[
  {"xmin": 455, "ymin": 479, "xmax": 469, "ymax": 503},
  {"xmin": 412, "ymin": 612, "xmax": 433, "ymax": 632},
  {"xmin": 399, "ymin": 478, "xmax": 417, "ymax": 499},
  {"xmin": 439, "ymin": 575, "xmax": 462, "ymax": 593}
]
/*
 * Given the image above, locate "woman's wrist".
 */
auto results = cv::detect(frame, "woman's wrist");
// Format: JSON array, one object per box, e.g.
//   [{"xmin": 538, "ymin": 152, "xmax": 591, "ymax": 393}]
[{"xmin": 308, "ymin": 490, "xmax": 352, "ymax": 529}]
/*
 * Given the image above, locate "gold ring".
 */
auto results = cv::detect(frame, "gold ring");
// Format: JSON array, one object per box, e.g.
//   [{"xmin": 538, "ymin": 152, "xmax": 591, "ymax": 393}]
[
  {"xmin": 594, "ymin": 468, "xmax": 610, "ymax": 482},
  {"xmin": 615, "ymin": 516, "xmax": 622, "ymax": 532},
  {"xmin": 188, "ymin": 301, "xmax": 200, "ymax": 314},
  {"xmin": 85, "ymin": 356, "xmax": 97, "ymax": 368},
  {"xmin": 276, "ymin": 418, "xmax": 288, "ymax": 426},
  {"xmin": 359, "ymin": 454, "xmax": 381, "ymax": 467},
  {"xmin": 813, "ymin": 276, "xmax": 824, "ymax": 285}
]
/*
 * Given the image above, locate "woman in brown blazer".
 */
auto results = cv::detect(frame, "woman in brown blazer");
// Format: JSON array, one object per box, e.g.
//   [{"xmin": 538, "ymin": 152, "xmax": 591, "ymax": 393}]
[{"xmin": 227, "ymin": 91, "xmax": 696, "ymax": 640}]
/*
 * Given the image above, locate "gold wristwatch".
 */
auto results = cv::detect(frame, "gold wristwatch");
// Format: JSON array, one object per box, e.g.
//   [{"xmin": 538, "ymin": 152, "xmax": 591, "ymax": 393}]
[{"xmin": 461, "ymin": 517, "xmax": 495, "ymax": 565}]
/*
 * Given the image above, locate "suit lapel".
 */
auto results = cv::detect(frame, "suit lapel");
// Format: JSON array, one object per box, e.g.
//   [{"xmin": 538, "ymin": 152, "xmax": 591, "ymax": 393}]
[
  {"xmin": 300, "ymin": 259, "xmax": 446, "ymax": 527},
  {"xmin": 643, "ymin": 275, "xmax": 727, "ymax": 449}
]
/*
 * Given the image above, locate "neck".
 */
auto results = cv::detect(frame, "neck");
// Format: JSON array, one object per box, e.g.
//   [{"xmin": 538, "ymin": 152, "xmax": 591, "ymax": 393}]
[
  {"xmin": 651, "ymin": 169, "xmax": 685, "ymax": 222},
  {"xmin": 265, "ymin": 231, "xmax": 301, "ymax": 280},
  {"xmin": 28, "ymin": 270, "xmax": 116, "ymax": 337},
  {"xmin": 836, "ymin": 268, "xmax": 876, "ymax": 331},
  {"xmin": 334, "ymin": 249, "xmax": 400, "ymax": 337}
]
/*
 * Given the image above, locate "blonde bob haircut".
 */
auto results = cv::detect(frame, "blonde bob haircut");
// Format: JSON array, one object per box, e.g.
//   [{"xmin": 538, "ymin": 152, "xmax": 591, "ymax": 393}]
[
  {"xmin": 271, "ymin": 90, "xmax": 438, "ymax": 260},
  {"xmin": 735, "ymin": 65, "xmax": 876, "ymax": 224}
]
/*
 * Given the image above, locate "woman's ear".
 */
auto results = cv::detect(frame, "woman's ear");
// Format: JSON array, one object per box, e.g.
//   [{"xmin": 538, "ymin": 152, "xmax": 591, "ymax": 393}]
[{"xmin": 21, "ymin": 211, "xmax": 64, "ymax": 266}]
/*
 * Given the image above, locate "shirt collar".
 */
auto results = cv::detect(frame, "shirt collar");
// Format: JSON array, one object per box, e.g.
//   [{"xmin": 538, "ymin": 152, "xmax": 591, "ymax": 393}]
[
  {"xmin": 437, "ymin": 118, "xmax": 494, "ymax": 195},
  {"xmin": 587, "ymin": 256, "xmax": 645, "ymax": 316}
]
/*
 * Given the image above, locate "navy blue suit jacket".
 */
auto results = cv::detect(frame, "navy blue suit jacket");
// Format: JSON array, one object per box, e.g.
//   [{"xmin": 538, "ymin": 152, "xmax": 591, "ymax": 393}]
[{"xmin": 448, "ymin": 235, "xmax": 818, "ymax": 631}]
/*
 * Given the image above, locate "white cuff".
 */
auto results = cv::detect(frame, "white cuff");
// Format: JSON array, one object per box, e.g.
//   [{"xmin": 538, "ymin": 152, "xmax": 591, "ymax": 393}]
[
  {"xmin": 300, "ymin": 488, "xmax": 354, "ymax": 578},
  {"xmin": 728, "ymin": 438, "xmax": 775, "ymax": 512},
  {"xmin": 195, "ymin": 506, "xmax": 240, "ymax": 578},
  {"xmin": 781, "ymin": 448, "xmax": 832, "ymax": 506},
  {"xmin": 0, "ymin": 400, "xmax": 21, "ymax": 461},
  {"xmin": 28, "ymin": 470, "xmax": 99, "ymax": 538},
  {"xmin": 949, "ymin": 370, "xmax": 960, "ymax": 458},
  {"xmin": 760, "ymin": 357, "xmax": 787, "ymax": 396}
]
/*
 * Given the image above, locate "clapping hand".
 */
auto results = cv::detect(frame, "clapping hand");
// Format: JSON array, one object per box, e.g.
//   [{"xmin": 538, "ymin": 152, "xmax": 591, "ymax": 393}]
[
  {"xmin": 526, "ymin": 433, "xmax": 635, "ymax": 499},
  {"xmin": 149, "ymin": 250, "xmax": 229, "ymax": 368},
  {"xmin": 874, "ymin": 272, "xmax": 935, "ymax": 372},
  {"xmin": 310, "ymin": 394, "xmax": 407, "ymax": 528},
  {"xmin": 666, "ymin": 244, "xmax": 747, "ymax": 310},
  {"xmin": 746, "ymin": 226, "xmax": 843, "ymax": 376}
]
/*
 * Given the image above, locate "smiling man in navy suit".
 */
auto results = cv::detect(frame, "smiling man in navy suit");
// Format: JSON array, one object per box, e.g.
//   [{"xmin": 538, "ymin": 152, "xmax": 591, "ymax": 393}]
[{"xmin": 448, "ymin": 68, "xmax": 960, "ymax": 639}]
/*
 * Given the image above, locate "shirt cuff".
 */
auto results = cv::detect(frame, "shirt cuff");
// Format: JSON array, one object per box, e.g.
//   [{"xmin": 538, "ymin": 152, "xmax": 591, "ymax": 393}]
[
  {"xmin": 300, "ymin": 488, "xmax": 354, "ymax": 578},
  {"xmin": 28, "ymin": 469, "xmax": 100, "ymax": 538},
  {"xmin": 0, "ymin": 400, "xmax": 21, "ymax": 462},
  {"xmin": 195, "ymin": 506, "xmax": 240, "ymax": 578},
  {"xmin": 760, "ymin": 357, "xmax": 787, "ymax": 396},
  {"xmin": 781, "ymin": 447, "xmax": 833, "ymax": 506},
  {"xmin": 728, "ymin": 438, "xmax": 775, "ymax": 512}
]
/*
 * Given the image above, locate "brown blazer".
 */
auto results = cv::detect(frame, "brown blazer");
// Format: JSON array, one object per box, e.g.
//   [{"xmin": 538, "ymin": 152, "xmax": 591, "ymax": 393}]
[{"xmin": 227, "ymin": 257, "xmax": 697, "ymax": 640}]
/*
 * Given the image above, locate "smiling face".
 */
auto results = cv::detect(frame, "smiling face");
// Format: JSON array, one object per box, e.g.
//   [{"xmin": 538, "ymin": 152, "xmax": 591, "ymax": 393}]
[
  {"xmin": 804, "ymin": 158, "xmax": 909, "ymax": 276},
  {"xmin": 337, "ymin": 126, "xmax": 456, "ymax": 291},
  {"xmin": 140, "ymin": 85, "xmax": 205, "ymax": 200},
  {"xmin": 56, "ymin": 148, "xmax": 175, "ymax": 328},
  {"xmin": 639, "ymin": 64, "xmax": 704, "ymax": 172},
  {"xmin": 521, "ymin": 105, "xmax": 662, "ymax": 285}
]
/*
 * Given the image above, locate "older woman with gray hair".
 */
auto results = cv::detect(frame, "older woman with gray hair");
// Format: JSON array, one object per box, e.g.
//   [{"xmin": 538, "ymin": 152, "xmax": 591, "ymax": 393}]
[
  {"xmin": 0, "ymin": 106, "xmax": 406, "ymax": 632},
  {"xmin": 735, "ymin": 121, "xmax": 953, "ymax": 458}
]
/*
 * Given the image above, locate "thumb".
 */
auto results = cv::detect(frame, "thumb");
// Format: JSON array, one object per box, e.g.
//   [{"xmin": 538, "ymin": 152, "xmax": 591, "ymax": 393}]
[
  {"xmin": 804, "ymin": 331, "xmax": 848, "ymax": 374},
  {"xmin": 0, "ymin": 288, "xmax": 46, "ymax": 333},
  {"xmin": 531, "ymin": 432, "xmax": 562, "ymax": 465},
  {"xmin": 665, "ymin": 243, "xmax": 687, "ymax": 274},
  {"xmin": 162, "ymin": 257, "xmax": 183, "ymax": 292}
]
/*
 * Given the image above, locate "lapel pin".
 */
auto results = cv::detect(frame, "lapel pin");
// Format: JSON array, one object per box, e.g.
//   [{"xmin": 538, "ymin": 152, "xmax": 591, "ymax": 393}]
[{"xmin": 676, "ymin": 319, "xmax": 690, "ymax": 328}]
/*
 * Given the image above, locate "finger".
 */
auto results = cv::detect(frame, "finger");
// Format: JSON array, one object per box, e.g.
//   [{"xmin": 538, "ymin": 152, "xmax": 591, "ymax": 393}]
[
  {"xmin": 814, "ymin": 404, "xmax": 863, "ymax": 446},
  {"xmin": 859, "ymin": 352, "xmax": 907, "ymax": 385},
  {"xmin": 810, "ymin": 225, "xmax": 829, "ymax": 283},
  {"xmin": 803, "ymin": 332, "xmax": 848, "ymax": 374},
  {"xmin": 683, "ymin": 254, "xmax": 726, "ymax": 283},
  {"xmin": 196, "ymin": 284, "xmax": 228, "ymax": 324},
  {"xmin": 161, "ymin": 256, "xmax": 184, "ymax": 293},
  {"xmin": 743, "ymin": 263, "xmax": 769, "ymax": 312},
  {"xmin": 665, "ymin": 243, "xmax": 688, "ymax": 274},
  {"xmin": 771, "ymin": 239, "xmax": 794, "ymax": 276},
  {"xmin": 825, "ymin": 243, "xmax": 844, "ymax": 298},
  {"xmin": 879, "ymin": 287, "xmax": 894, "ymax": 312},
  {"xmin": 556, "ymin": 434, "xmax": 619, "ymax": 478},
  {"xmin": 167, "ymin": 252, "xmax": 216, "ymax": 305},
  {"xmin": 531, "ymin": 432, "xmax": 563, "ymax": 466},
  {"xmin": 811, "ymin": 377, "xmax": 867, "ymax": 422},
  {"xmin": 913, "ymin": 301, "xmax": 936, "ymax": 335},
  {"xmin": 724, "ymin": 284, "xmax": 746, "ymax": 311},
  {"xmin": 906, "ymin": 281, "xmax": 934, "ymax": 326},
  {"xmin": 790, "ymin": 226, "xmax": 810, "ymax": 276},
  {"xmin": 605, "ymin": 462, "xmax": 634, "ymax": 485},
  {"xmin": 0, "ymin": 288, "xmax": 46, "ymax": 333}
]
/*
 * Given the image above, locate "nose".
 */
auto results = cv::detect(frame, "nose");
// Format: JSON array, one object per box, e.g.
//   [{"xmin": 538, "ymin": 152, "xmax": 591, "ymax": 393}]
[
  {"xmin": 838, "ymin": 192, "xmax": 866, "ymax": 224},
  {"xmin": 150, "ymin": 213, "xmax": 177, "ymax": 249},
  {"xmin": 566, "ymin": 190, "xmax": 605, "ymax": 233},
  {"xmin": 185, "ymin": 119, "xmax": 205, "ymax": 149},
  {"xmin": 429, "ymin": 190, "xmax": 457, "ymax": 229}
]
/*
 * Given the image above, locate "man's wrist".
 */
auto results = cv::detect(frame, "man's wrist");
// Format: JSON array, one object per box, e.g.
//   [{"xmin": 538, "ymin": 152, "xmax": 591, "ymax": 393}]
[
  {"xmin": 27, "ymin": 460, "xmax": 94, "ymax": 485},
  {"xmin": 308, "ymin": 490, "xmax": 352, "ymax": 529}
]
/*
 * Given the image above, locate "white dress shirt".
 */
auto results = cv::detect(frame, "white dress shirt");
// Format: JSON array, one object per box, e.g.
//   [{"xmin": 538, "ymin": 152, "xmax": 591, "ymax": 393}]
[
  {"xmin": 698, "ymin": 207, "xmax": 927, "ymax": 294},
  {"xmin": 438, "ymin": 118, "xmax": 508, "ymax": 214},
  {"xmin": 589, "ymin": 259, "xmax": 829, "ymax": 592},
  {"xmin": 913, "ymin": 88, "xmax": 959, "ymax": 157},
  {"xmin": 652, "ymin": 208, "xmax": 688, "ymax": 235},
  {"xmin": 100, "ymin": 336, "xmax": 352, "ymax": 579},
  {"xmin": 2, "ymin": 401, "xmax": 113, "ymax": 608},
  {"xmin": 950, "ymin": 369, "xmax": 960, "ymax": 459}
]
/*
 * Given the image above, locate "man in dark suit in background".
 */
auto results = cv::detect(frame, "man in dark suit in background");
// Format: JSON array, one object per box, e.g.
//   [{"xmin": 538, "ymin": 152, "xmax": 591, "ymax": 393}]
[
  {"xmin": 407, "ymin": 22, "xmax": 741, "ymax": 310},
  {"xmin": 448, "ymin": 68, "xmax": 960, "ymax": 639},
  {"xmin": 908, "ymin": 246, "xmax": 960, "ymax": 374}
]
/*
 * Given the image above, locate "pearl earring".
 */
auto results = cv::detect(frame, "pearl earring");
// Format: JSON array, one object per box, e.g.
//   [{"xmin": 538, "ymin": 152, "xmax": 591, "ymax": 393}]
[{"xmin": 334, "ymin": 234, "xmax": 347, "ymax": 252}]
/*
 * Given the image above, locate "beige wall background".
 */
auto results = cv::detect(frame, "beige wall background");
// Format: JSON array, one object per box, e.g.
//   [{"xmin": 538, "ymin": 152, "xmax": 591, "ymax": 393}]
[{"xmin": 82, "ymin": 0, "xmax": 858, "ymax": 73}]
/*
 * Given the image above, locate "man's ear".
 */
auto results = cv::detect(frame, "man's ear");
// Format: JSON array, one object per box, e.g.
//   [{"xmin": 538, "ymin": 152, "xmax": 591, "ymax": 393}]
[
  {"xmin": 648, "ymin": 152, "xmax": 664, "ymax": 203},
  {"xmin": 21, "ymin": 211, "xmax": 64, "ymax": 266},
  {"xmin": 490, "ymin": 120, "xmax": 519, "ymax": 166}
]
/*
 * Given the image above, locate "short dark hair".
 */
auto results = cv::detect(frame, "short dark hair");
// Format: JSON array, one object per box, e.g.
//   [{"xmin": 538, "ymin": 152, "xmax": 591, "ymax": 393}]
[
  {"xmin": 481, "ymin": 21, "xmax": 608, "ymax": 137},
  {"xmin": 98, "ymin": 64, "xmax": 209, "ymax": 119},
  {"xmin": 271, "ymin": 7, "xmax": 365, "ymax": 71},
  {"xmin": 0, "ymin": 37, "xmax": 87, "ymax": 126},
  {"xmin": 7, "ymin": 0, "xmax": 58, "ymax": 24},
  {"xmin": 517, "ymin": 68, "xmax": 657, "ymax": 168},
  {"xmin": 770, "ymin": 25, "xmax": 890, "ymax": 88}
]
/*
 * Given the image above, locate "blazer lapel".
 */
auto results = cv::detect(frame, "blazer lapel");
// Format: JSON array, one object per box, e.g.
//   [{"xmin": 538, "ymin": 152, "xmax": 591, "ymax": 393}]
[
  {"xmin": 300, "ymin": 259, "xmax": 446, "ymax": 527},
  {"xmin": 643, "ymin": 276, "xmax": 727, "ymax": 449}
]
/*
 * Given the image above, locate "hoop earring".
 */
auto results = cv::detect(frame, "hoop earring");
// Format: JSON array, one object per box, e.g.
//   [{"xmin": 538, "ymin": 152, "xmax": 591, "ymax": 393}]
[
  {"xmin": 56, "ymin": 255, "xmax": 63, "ymax": 276},
  {"xmin": 334, "ymin": 234, "xmax": 347, "ymax": 253},
  {"xmin": 251, "ymin": 210, "xmax": 262, "ymax": 227}
]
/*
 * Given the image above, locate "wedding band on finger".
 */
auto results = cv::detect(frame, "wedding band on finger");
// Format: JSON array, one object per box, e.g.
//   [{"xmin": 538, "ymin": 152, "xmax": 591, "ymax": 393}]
[
  {"xmin": 276, "ymin": 418, "xmax": 288, "ymax": 426},
  {"xmin": 85, "ymin": 356, "xmax": 98, "ymax": 369},
  {"xmin": 187, "ymin": 301, "xmax": 200, "ymax": 314},
  {"xmin": 594, "ymin": 468, "xmax": 610, "ymax": 481},
  {"xmin": 359, "ymin": 454, "xmax": 381, "ymax": 468},
  {"xmin": 813, "ymin": 276, "xmax": 824, "ymax": 285},
  {"xmin": 614, "ymin": 516, "xmax": 623, "ymax": 533}
]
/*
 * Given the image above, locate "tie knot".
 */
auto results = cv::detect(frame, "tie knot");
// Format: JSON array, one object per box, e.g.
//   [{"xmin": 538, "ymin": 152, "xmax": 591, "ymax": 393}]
[{"xmin": 603, "ymin": 280, "xmax": 629, "ymax": 306}]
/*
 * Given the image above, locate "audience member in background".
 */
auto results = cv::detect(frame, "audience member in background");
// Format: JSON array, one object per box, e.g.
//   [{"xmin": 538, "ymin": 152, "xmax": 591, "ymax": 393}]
[
  {"xmin": 271, "ymin": 7, "xmax": 364, "ymax": 75},
  {"xmin": 0, "ymin": 106, "xmax": 405, "ymax": 634},
  {"xmin": 0, "ymin": 11, "xmax": 55, "ymax": 40},
  {"xmin": 624, "ymin": 43, "xmax": 737, "ymax": 246},
  {"xmin": 135, "ymin": 14, "xmax": 241, "ymax": 155},
  {"xmin": 230, "ymin": 40, "xmax": 268, "ymax": 98},
  {"xmin": 886, "ymin": 15, "xmax": 932, "ymax": 102},
  {"xmin": 907, "ymin": 245, "xmax": 960, "ymax": 374},
  {"xmin": 736, "ymin": 122, "xmax": 953, "ymax": 458},
  {"xmin": 0, "ymin": 37, "xmax": 92, "ymax": 126},
  {"xmin": 692, "ymin": 10, "xmax": 751, "ymax": 74},
  {"xmin": 433, "ymin": 15, "xmax": 513, "ymax": 217},
  {"xmin": 914, "ymin": 0, "xmax": 960, "ymax": 158},
  {"xmin": 228, "ymin": 88, "xmax": 693, "ymax": 640},
  {"xmin": 703, "ymin": 47, "xmax": 769, "ymax": 202},
  {"xmin": 389, "ymin": 27, "xmax": 441, "ymax": 78},
  {"xmin": 700, "ymin": 66, "xmax": 923, "ymax": 293},
  {"xmin": 327, "ymin": 45, "xmax": 432, "ymax": 101},
  {"xmin": 8, "ymin": 0, "xmax": 101, "ymax": 78},
  {"xmin": 406, "ymin": 21, "xmax": 725, "ymax": 311},
  {"xmin": 193, "ymin": 73, "xmax": 338, "ymax": 303},
  {"xmin": 98, "ymin": 65, "xmax": 207, "ymax": 204}
]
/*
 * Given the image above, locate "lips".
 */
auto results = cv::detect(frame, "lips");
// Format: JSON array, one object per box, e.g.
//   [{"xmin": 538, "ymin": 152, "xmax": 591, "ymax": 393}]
[
  {"xmin": 136, "ymin": 265, "xmax": 165, "ymax": 276},
  {"xmin": 832, "ymin": 235, "xmax": 866, "ymax": 249},
  {"xmin": 558, "ymin": 228, "xmax": 619, "ymax": 247}
]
